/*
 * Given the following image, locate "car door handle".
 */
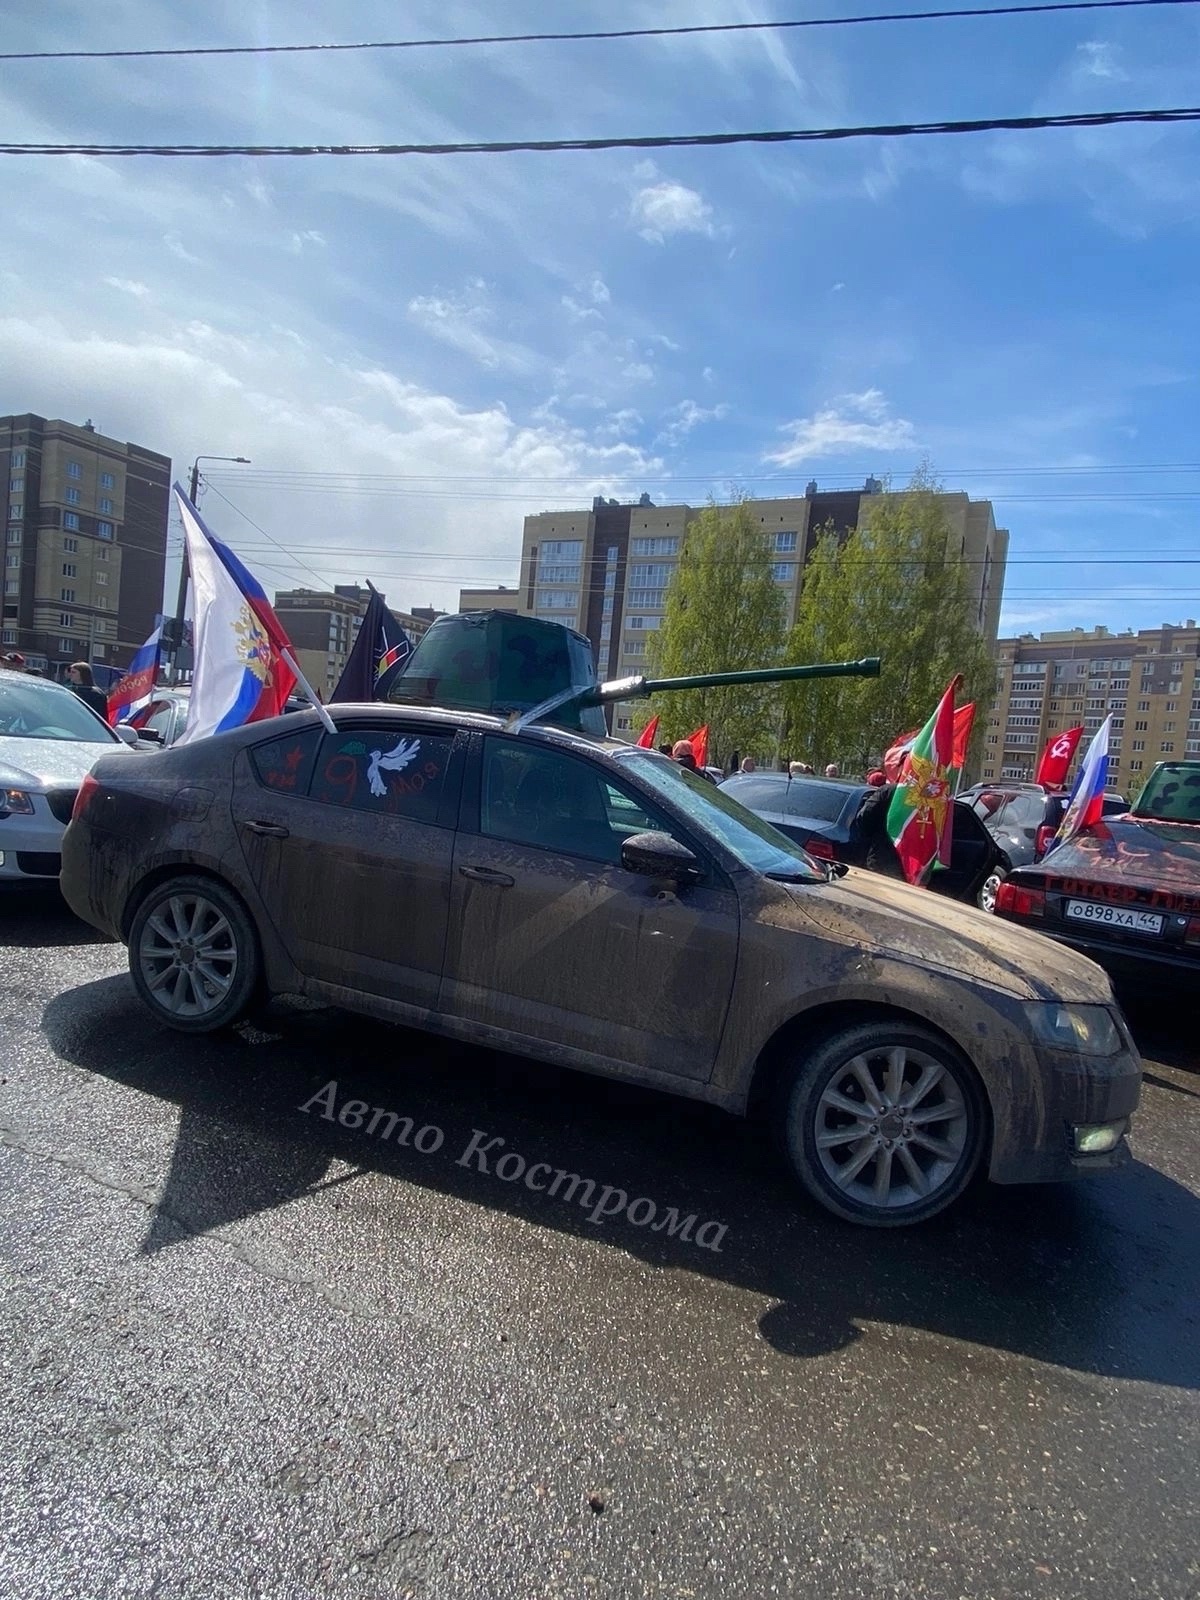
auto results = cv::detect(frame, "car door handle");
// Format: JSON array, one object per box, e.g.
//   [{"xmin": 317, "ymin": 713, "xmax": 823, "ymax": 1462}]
[
  {"xmin": 458, "ymin": 864, "xmax": 515, "ymax": 887},
  {"xmin": 243, "ymin": 820, "xmax": 290, "ymax": 838}
]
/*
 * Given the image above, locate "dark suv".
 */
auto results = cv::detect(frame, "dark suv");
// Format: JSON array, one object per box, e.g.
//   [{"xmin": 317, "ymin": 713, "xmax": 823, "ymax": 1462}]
[{"xmin": 971, "ymin": 785, "xmax": 1129, "ymax": 912}]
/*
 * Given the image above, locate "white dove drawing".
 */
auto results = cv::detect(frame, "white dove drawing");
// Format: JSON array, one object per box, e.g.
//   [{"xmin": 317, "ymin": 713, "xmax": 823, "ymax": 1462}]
[{"xmin": 366, "ymin": 737, "xmax": 422, "ymax": 797}]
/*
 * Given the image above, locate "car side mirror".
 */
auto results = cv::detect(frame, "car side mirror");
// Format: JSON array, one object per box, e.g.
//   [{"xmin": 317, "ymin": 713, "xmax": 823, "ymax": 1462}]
[
  {"xmin": 620, "ymin": 831, "xmax": 702, "ymax": 886},
  {"xmin": 113, "ymin": 724, "xmax": 140, "ymax": 746}
]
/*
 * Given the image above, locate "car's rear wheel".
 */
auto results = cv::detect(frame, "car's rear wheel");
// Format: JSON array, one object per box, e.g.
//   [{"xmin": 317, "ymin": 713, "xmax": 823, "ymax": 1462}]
[
  {"xmin": 128, "ymin": 875, "xmax": 261, "ymax": 1033},
  {"xmin": 978, "ymin": 868, "xmax": 1007, "ymax": 914},
  {"xmin": 778, "ymin": 1022, "xmax": 987, "ymax": 1227}
]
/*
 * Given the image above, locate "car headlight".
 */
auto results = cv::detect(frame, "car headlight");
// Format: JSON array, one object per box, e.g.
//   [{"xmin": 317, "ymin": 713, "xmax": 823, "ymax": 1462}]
[
  {"xmin": 0, "ymin": 788, "xmax": 35, "ymax": 818},
  {"xmin": 1023, "ymin": 1002, "xmax": 1123, "ymax": 1056}
]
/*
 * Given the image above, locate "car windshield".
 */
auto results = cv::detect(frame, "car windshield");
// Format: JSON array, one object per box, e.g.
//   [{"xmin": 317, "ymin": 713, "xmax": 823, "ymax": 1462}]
[
  {"xmin": 0, "ymin": 677, "xmax": 117, "ymax": 744},
  {"xmin": 618, "ymin": 751, "xmax": 828, "ymax": 882}
]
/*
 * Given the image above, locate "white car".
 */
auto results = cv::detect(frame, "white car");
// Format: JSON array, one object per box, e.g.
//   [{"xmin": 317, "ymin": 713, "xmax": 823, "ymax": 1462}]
[{"xmin": 0, "ymin": 672, "xmax": 137, "ymax": 882}]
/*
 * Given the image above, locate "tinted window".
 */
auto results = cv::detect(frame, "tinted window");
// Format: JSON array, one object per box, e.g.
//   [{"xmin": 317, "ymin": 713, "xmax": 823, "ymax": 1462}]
[
  {"xmin": 1003, "ymin": 792, "xmax": 1046, "ymax": 828},
  {"xmin": 250, "ymin": 728, "xmax": 321, "ymax": 794},
  {"xmin": 779, "ymin": 778, "xmax": 855, "ymax": 823},
  {"xmin": 1132, "ymin": 764, "xmax": 1200, "ymax": 823},
  {"xmin": 481, "ymin": 740, "xmax": 669, "ymax": 864},
  {"xmin": 721, "ymin": 774, "xmax": 792, "ymax": 811},
  {"xmin": 309, "ymin": 728, "xmax": 452, "ymax": 823}
]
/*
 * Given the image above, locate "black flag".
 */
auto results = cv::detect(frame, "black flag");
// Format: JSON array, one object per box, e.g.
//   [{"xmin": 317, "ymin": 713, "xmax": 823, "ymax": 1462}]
[{"xmin": 329, "ymin": 583, "xmax": 414, "ymax": 703}]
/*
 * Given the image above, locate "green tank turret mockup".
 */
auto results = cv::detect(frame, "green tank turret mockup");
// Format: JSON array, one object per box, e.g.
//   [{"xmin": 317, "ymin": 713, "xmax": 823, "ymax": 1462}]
[{"xmin": 387, "ymin": 610, "xmax": 880, "ymax": 734}]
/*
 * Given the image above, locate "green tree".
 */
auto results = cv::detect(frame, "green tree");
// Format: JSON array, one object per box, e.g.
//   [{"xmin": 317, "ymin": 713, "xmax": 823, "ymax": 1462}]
[
  {"xmin": 642, "ymin": 497, "xmax": 787, "ymax": 766},
  {"xmin": 785, "ymin": 466, "xmax": 997, "ymax": 775}
]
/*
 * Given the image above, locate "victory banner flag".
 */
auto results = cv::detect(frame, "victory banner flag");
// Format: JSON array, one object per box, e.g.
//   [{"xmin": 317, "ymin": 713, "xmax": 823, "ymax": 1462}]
[
  {"xmin": 635, "ymin": 714, "xmax": 660, "ymax": 749},
  {"xmin": 885, "ymin": 702, "xmax": 975, "ymax": 786},
  {"xmin": 1048, "ymin": 717, "xmax": 1111, "ymax": 852},
  {"xmin": 885, "ymin": 676, "xmax": 961, "ymax": 886},
  {"xmin": 1035, "ymin": 725, "xmax": 1084, "ymax": 789},
  {"xmin": 330, "ymin": 582, "xmax": 414, "ymax": 703},
  {"xmin": 107, "ymin": 623, "xmax": 162, "ymax": 724}
]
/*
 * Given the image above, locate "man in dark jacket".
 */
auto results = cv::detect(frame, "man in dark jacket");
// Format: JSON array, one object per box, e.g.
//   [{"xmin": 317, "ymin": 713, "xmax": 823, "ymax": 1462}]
[{"xmin": 66, "ymin": 661, "xmax": 109, "ymax": 720}]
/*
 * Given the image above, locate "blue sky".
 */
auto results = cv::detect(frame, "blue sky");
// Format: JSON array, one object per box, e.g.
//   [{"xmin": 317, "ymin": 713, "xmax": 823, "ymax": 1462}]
[{"xmin": 2, "ymin": 0, "xmax": 1198, "ymax": 636}]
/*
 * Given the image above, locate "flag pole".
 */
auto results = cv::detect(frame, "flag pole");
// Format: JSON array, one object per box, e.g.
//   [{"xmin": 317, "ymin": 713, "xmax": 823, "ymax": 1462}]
[{"xmin": 282, "ymin": 647, "xmax": 337, "ymax": 735}]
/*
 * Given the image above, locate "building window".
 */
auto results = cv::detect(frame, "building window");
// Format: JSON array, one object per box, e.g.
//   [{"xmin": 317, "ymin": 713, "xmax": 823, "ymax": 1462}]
[
  {"xmin": 62, "ymin": 563, "xmax": 76, "ymax": 578},
  {"xmin": 99, "ymin": 497, "xmax": 113, "ymax": 515},
  {"xmin": 1111, "ymin": 718, "xmax": 1124, "ymax": 730},
  {"xmin": 8, "ymin": 504, "xmax": 21, "ymax": 521},
  {"xmin": 97, "ymin": 523, "xmax": 114, "ymax": 541},
  {"xmin": 5, "ymin": 552, "xmax": 19, "ymax": 568},
  {"xmin": 770, "ymin": 562, "xmax": 795, "ymax": 583},
  {"xmin": 59, "ymin": 612, "xmax": 74, "ymax": 628},
  {"xmin": 10, "ymin": 452, "xmax": 23, "ymax": 469},
  {"xmin": 1137, "ymin": 700, "xmax": 1150, "ymax": 712},
  {"xmin": 95, "ymin": 596, "xmax": 106, "ymax": 609},
  {"xmin": 5, "ymin": 527, "xmax": 19, "ymax": 545},
  {"xmin": 65, "ymin": 487, "xmax": 81, "ymax": 505},
  {"xmin": 63, "ymin": 512, "xmax": 80, "ymax": 530},
  {"xmin": 537, "ymin": 564, "xmax": 581, "ymax": 584},
  {"xmin": 63, "ymin": 536, "xmax": 77, "ymax": 552},
  {"xmin": 539, "ymin": 540, "xmax": 583, "ymax": 559},
  {"xmin": 3, "ymin": 580, "xmax": 17, "ymax": 595},
  {"xmin": 774, "ymin": 531, "xmax": 798, "ymax": 552},
  {"xmin": 8, "ymin": 477, "xmax": 23, "ymax": 493},
  {"xmin": 1134, "ymin": 720, "xmax": 1148, "ymax": 731},
  {"xmin": 1129, "ymin": 760, "xmax": 1143, "ymax": 773},
  {"xmin": 100, "ymin": 471, "xmax": 114, "ymax": 489},
  {"xmin": 1164, "ymin": 722, "xmax": 1175, "ymax": 733},
  {"xmin": 96, "ymin": 571, "xmax": 107, "ymax": 585},
  {"xmin": 61, "ymin": 588, "xmax": 75, "ymax": 602},
  {"xmin": 0, "ymin": 628, "xmax": 15, "ymax": 645},
  {"xmin": 58, "ymin": 638, "xmax": 75, "ymax": 654},
  {"xmin": 1108, "ymin": 699, "xmax": 1125, "ymax": 710},
  {"xmin": 1132, "ymin": 740, "xmax": 1145, "ymax": 751},
  {"xmin": 1161, "ymin": 742, "xmax": 1174, "ymax": 754},
  {"xmin": 67, "ymin": 461, "xmax": 82, "ymax": 479},
  {"xmin": 627, "ymin": 589, "xmax": 666, "ymax": 609},
  {"xmin": 534, "ymin": 590, "xmax": 578, "ymax": 612},
  {"xmin": 1166, "ymin": 701, "xmax": 1178, "ymax": 713}
]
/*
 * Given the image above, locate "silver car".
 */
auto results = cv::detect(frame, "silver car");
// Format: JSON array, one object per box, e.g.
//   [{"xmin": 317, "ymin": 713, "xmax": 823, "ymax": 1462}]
[{"xmin": 0, "ymin": 671, "xmax": 136, "ymax": 882}]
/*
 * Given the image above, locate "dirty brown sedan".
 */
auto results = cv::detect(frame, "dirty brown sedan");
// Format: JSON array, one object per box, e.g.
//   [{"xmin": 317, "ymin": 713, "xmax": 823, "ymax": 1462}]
[{"xmin": 61, "ymin": 706, "xmax": 1141, "ymax": 1227}]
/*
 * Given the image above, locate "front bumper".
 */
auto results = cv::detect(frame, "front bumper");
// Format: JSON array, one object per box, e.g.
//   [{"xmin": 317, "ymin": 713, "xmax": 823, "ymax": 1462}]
[
  {"xmin": 0, "ymin": 793, "xmax": 68, "ymax": 880},
  {"xmin": 988, "ymin": 1034, "xmax": 1142, "ymax": 1185}
]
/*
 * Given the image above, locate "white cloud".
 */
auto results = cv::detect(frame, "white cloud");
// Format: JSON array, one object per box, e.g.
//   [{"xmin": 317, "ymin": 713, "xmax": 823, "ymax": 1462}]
[
  {"xmin": 407, "ymin": 289, "xmax": 539, "ymax": 374},
  {"xmin": 630, "ymin": 180, "xmax": 716, "ymax": 244},
  {"xmin": 588, "ymin": 275, "xmax": 611, "ymax": 305},
  {"xmin": 286, "ymin": 230, "xmax": 327, "ymax": 255},
  {"xmin": 103, "ymin": 277, "xmax": 151, "ymax": 298},
  {"xmin": 562, "ymin": 295, "xmax": 603, "ymax": 323},
  {"xmin": 164, "ymin": 233, "xmax": 202, "ymax": 265},
  {"xmin": 656, "ymin": 398, "xmax": 730, "ymax": 447},
  {"xmin": 1074, "ymin": 40, "xmax": 1128, "ymax": 82},
  {"xmin": 765, "ymin": 389, "xmax": 916, "ymax": 465},
  {"xmin": 702, "ymin": 366, "xmax": 716, "ymax": 385},
  {"xmin": 622, "ymin": 361, "xmax": 655, "ymax": 383}
]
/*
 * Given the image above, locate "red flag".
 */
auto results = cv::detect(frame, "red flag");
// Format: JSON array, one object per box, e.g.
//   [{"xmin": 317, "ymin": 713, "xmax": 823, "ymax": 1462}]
[
  {"xmin": 686, "ymin": 725, "xmax": 709, "ymax": 770},
  {"xmin": 1035, "ymin": 725, "xmax": 1084, "ymax": 788},
  {"xmin": 636, "ymin": 714, "xmax": 660, "ymax": 749},
  {"xmin": 884, "ymin": 728, "xmax": 918, "ymax": 784},
  {"xmin": 952, "ymin": 702, "xmax": 976, "ymax": 771}
]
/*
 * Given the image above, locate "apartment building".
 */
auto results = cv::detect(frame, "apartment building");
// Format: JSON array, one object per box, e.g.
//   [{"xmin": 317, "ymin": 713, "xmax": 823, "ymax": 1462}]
[
  {"xmin": 458, "ymin": 584, "xmax": 520, "ymax": 613},
  {"xmin": 985, "ymin": 623, "xmax": 1200, "ymax": 794},
  {"xmin": 1, "ymin": 413, "xmax": 170, "ymax": 676},
  {"xmin": 518, "ymin": 483, "xmax": 1009, "ymax": 734},
  {"xmin": 273, "ymin": 585, "xmax": 437, "ymax": 695}
]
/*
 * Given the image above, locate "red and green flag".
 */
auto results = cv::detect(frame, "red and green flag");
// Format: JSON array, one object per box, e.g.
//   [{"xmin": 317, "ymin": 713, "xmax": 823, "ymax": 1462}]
[{"xmin": 886, "ymin": 676, "xmax": 962, "ymax": 886}]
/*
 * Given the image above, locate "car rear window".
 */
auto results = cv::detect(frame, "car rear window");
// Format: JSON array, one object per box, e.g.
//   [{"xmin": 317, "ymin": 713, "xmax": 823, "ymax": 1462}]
[
  {"xmin": 309, "ymin": 728, "xmax": 453, "ymax": 824},
  {"xmin": 776, "ymin": 778, "xmax": 854, "ymax": 823},
  {"xmin": 250, "ymin": 729, "xmax": 321, "ymax": 794},
  {"xmin": 1131, "ymin": 763, "xmax": 1200, "ymax": 823},
  {"xmin": 1043, "ymin": 820, "xmax": 1200, "ymax": 888}
]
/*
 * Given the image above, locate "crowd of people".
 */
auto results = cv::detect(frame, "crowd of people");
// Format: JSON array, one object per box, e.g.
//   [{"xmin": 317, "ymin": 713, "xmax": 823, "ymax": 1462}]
[{"xmin": 1, "ymin": 651, "xmax": 109, "ymax": 717}]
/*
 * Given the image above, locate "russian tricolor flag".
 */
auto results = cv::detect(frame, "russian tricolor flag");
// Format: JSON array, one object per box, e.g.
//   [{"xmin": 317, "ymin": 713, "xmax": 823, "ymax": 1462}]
[
  {"xmin": 108, "ymin": 623, "xmax": 163, "ymax": 724},
  {"xmin": 1048, "ymin": 715, "xmax": 1111, "ymax": 852},
  {"xmin": 172, "ymin": 484, "xmax": 297, "ymax": 744}
]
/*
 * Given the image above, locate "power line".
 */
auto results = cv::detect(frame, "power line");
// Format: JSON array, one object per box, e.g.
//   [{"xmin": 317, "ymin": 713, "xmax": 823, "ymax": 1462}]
[
  {"xmin": 3, "ymin": 1, "xmax": 1195, "ymax": 63},
  {"xmin": 204, "ymin": 462, "xmax": 1200, "ymax": 484},
  {"xmin": 3, "ymin": 107, "xmax": 1198, "ymax": 158}
]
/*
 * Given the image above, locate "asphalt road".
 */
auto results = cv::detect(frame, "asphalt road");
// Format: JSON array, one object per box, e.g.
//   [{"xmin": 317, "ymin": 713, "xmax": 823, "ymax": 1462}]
[{"xmin": 1, "ymin": 894, "xmax": 1197, "ymax": 1600}]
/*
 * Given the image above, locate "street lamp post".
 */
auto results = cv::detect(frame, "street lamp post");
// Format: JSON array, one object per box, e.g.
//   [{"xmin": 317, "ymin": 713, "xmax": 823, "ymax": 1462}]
[{"xmin": 171, "ymin": 454, "xmax": 251, "ymax": 681}]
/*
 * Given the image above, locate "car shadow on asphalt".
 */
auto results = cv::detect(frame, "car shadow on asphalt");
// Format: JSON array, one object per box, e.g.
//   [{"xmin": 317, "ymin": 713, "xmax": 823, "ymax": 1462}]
[
  {"xmin": 0, "ymin": 889, "xmax": 117, "ymax": 948},
  {"xmin": 41, "ymin": 974, "xmax": 1200, "ymax": 1393}
]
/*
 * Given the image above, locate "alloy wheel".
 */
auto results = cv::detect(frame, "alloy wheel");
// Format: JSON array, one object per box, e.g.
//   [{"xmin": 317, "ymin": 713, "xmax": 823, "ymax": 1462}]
[{"xmin": 137, "ymin": 891, "xmax": 240, "ymax": 1019}]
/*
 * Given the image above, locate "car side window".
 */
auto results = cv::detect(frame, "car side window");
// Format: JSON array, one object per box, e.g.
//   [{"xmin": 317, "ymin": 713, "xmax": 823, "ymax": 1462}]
[
  {"xmin": 308, "ymin": 727, "xmax": 453, "ymax": 824},
  {"xmin": 141, "ymin": 703, "xmax": 175, "ymax": 742},
  {"xmin": 481, "ymin": 739, "xmax": 676, "ymax": 865},
  {"xmin": 250, "ymin": 728, "xmax": 322, "ymax": 794}
]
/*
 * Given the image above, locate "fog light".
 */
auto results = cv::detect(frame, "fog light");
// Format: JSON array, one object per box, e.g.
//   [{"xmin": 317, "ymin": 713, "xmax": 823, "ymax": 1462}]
[{"xmin": 1074, "ymin": 1122, "xmax": 1125, "ymax": 1154}]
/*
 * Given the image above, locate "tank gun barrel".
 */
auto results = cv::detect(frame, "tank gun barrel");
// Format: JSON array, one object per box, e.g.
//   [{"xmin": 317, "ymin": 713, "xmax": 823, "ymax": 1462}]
[{"xmin": 595, "ymin": 657, "xmax": 881, "ymax": 702}]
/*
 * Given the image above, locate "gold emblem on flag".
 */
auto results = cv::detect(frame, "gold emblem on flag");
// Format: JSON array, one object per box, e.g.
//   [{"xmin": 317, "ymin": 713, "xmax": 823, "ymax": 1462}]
[
  {"xmin": 900, "ymin": 751, "xmax": 951, "ymax": 836},
  {"xmin": 233, "ymin": 606, "xmax": 272, "ymax": 684}
]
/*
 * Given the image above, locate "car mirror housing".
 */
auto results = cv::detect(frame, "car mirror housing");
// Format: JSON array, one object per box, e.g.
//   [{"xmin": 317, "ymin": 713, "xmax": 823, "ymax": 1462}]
[
  {"xmin": 620, "ymin": 831, "xmax": 702, "ymax": 886},
  {"xmin": 112, "ymin": 724, "xmax": 140, "ymax": 747}
]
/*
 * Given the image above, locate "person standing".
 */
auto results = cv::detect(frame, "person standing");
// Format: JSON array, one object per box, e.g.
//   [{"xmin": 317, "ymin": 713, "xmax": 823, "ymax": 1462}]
[{"xmin": 66, "ymin": 661, "xmax": 109, "ymax": 720}]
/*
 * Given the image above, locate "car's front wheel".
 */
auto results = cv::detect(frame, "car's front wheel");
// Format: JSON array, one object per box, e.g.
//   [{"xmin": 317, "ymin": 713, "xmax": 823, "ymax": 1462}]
[
  {"xmin": 128, "ymin": 875, "xmax": 261, "ymax": 1032},
  {"xmin": 779, "ymin": 1022, "xmax": 987, "ymax": 1227}
]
